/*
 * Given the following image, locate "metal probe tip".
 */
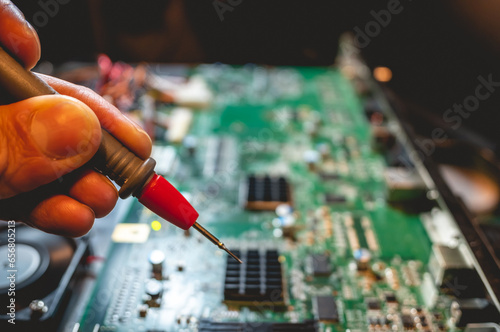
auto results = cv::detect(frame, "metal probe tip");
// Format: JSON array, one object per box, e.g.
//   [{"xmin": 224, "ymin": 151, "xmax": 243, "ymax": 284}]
[
  {"xmin": 192, "ymin": 222, "xmax": 242, "ymax": 264},
  {"xmin": 220, "ymin": 244, "xmax": 243, "ymax": 264}
]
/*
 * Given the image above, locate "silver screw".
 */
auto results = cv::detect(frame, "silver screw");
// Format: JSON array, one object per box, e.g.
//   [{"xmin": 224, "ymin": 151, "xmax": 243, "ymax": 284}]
[{"xmin": 29, "ymin": 300, "xmax": 48, "ymax": 317}]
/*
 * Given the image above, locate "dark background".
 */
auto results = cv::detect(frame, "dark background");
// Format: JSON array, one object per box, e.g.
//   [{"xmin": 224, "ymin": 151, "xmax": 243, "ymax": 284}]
[{"xmin": 11, "ymin": 0, "xmax": 500, "ymax": 153}]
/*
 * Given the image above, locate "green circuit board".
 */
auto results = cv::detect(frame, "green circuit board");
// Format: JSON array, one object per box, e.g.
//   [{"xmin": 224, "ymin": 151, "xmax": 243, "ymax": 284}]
[{"xmin": 78, "ymin": 62, "xmax": 475, "ymax": 331}]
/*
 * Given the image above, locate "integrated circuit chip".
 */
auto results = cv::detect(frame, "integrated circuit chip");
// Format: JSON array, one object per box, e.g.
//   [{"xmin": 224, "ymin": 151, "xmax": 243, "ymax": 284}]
[
  {"xmin": 385, "ymin": 293, "xmax": 398, "ymax": 303},
  {"xmin": 244, "ymin": 175, "xmax": 292, "ymax": 211},
  {"xmin": 224, "ymin": 249, "xmax": 285, "ymax": 308},
  {"xmin": 312, "ymin": 296, "xmax": 339, "ymax": 322},
  {"xmin": 366, "ymin": 298, "xmax": 381, "ymax": 311},
  {"xmin": 198, "ymin": 320, "xmax": 318, "ymax": 332},
  {"xmin": 319, "ymin": 172, "xmax": 340, "ymax": 181},
  {"xmin": 324, "ymin": 193, "xmax": 347, "ymax": 204},
  {"xmin": 307, "ymin": 254, "xmax": 332, "ymax": 277},
  {"xmin": 401, "ymin": 314, "xmax": 415, "ymax": 329}
]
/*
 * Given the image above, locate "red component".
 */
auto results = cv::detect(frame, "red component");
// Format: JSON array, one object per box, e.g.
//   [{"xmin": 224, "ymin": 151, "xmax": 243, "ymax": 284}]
[{"xmin": 138, "ymin": 174, "xmax": 199, "ymax": 230}]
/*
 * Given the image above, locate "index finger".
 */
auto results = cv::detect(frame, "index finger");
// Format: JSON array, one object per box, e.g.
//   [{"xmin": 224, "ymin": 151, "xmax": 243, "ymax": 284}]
[
  {"xmin": 0, "ymin": 0, "xmax": 41, "ymax": 69},
  {"xmin": 40, "ymin": 74, "xmax": 152, "ymax": 160}
]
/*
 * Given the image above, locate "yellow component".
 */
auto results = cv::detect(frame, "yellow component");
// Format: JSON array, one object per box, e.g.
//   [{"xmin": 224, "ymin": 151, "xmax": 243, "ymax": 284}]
[{"xmin": 151, "ymin": 220, "xmax": 162, "ymax": 231}]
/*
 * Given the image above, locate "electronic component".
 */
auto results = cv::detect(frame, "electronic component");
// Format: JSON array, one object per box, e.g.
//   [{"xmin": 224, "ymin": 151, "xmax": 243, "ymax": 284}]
[
  {"xmin": 464, "ymin": 323, "xmax": 500, "ymax": 332},
  {"xmin": 367, "ymin": 316, "xmax": 390, "ymax": 328},
  {"xmin": 371, "ymin": 125, "xmax": 396, "ymax": 152},
  {"xmin": 324, "ymin": 193, "xmax": 347, "ymax": 204},
  {"xmin": 197, "ymin": 320, "xmax": 318, "ymax": 332},
  {"xmin": 384, "ymin": 167, "xmax": 427, "ymax": 202},
  {"xmin": 303, "ymin": 150, "xmax": 321, "ymax": 171},
  {"xmin": 307, "ymin": 254, "xmax": 332, "ymax": 277},
  {"xmin": 397, "ymin": 307, "xmax": 435, "ymax": 331},
  {"xmin": 420, "ymin": 272, "xmax": 439, "ymax": 308},
  {"xmin": 183, "ymin": 135, "xmax": 198, "ymax": 156},
  {"xmin": 244, "ymin": 175, "xmax": 292, "ymax": 211},
  {"xmin": 451, "ymin": 298, "xmax": 500, "ymax": 327},
  {"xmin": 224, "ymin": 250, "xmax": 285, "ymax": 306},
  {"xmin": 138, "ymin": 304, "xmax": 148, "ymax": 318},
  {"xmin": 151, "ymin": 145, "xmax": 177, "ymax": 176},
  {"xmin": 385, "ymin": 267, "xmax": 400, "ymax": 290},
  {"xmin": 385, "ymin": 293, "xmax": 398, "ymax": 303},
  {"xmin": 366, "ymin": 298, "xmax": 381, "ymax": 311},
  {"xmin": 344, "ymin": 214, "xmax": 360, "ymax": 252},
  {"xmin": 402, "ymin": 261, "xmax": 421, "ymax": 287},
  {"xmin": 148, "ymin": 250, "xmax": 165, "ymax": 280},
  {"xmin": 421, "ymin": 209, "xmax": 462, "ymax": 247},
  {"xmin": 145, "ymin": 279, "xmax": 163, "ymax": 299},
  {"xmin": 428, "ymin": 245, "xmax": 484, "ymax": 298},
  {"xmin": 318, "ymin": 172, "xmax": 340, "ymax": 181},
  {"xmin": 401, "ymin": 314, "xmax": 415, "ymax": 330},
  {"xmin": 107, "ymin": 268, "xmax": 143, "ymax": 324},
  {"xmin": 144, "ymin": 278, "xmax": 163, "ymax": 308},
  {"xmin": 312, "ymin": 296, "xmax": 339, "ymax": 322},
  {"xmin": 169, "ymin": 75, "xmax": 213, "ymax": 108},
  {"xmin": 167, "ymin": 107, "xmax": 193, "ymax": 143},
  {"xmin": 111, "ymin": 223, "xmax": 151, "ymax": 243},
  {"xmin": 203, "ymin": 137, "xmax": 237, "ymax": 177},
  {"xmin": 353, "ymin": 248, "xmax": 371, "ymax": 271}
]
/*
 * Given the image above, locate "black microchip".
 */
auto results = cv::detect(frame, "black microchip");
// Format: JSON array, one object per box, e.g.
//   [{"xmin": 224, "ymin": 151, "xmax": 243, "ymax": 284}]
[
  {"xmin": 366, "ymin": 298, "xmax": 381, "ymax": 310},
  {"xmin": 271, "ymin": 321, "xmax": 319, "ymax": 332},
  {"xmin": 308, "ymin": 254, "xmax": 331, "ymax": 277},
  {"xmin": 223, "ymin": 250, "xmax": 285, "ymax": 306},
  {"xmin": 401, "ymin": 314, "xmax": 414, "ymax": 329},
  {"xmin": 319, "ymin": 172, "xmax": 339, "ymax": 181},
  {"xmin": 245, "ymin": 175, "xmax": 291, "ymax": 210},
  {"xmin": 312, "ymin": 296, "xmax": 339, "ymax": 322},
  {"xmin": 324, "ymin": 194, "xmax": 346, "ymax": 204},
  {"xmin": 385, "ymin": 293, "xmax": 397, "ymax": 303},
  {"xmin": 197, "ymin": 320, "xmax": 318, "ymax": 332}
]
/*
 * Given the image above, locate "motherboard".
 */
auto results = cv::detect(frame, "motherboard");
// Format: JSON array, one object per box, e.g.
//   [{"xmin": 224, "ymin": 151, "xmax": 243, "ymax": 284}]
[{"xmin": 76, "ymin": 50, "xmax": 500, "ymax": 331}]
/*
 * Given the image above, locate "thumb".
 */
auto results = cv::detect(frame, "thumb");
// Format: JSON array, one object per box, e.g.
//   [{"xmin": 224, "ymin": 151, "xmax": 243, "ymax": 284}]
[{"xmin": 0, "ymin": 95, "xmax": 102, "ymax": 199}]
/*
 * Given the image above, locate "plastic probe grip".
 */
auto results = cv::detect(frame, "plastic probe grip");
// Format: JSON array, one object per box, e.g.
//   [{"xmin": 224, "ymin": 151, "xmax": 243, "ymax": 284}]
[
  {"xmin": 92, "ymin": 131, "xmax": 156, "ymax": 199},
  {"xmin": 0, "ymin": 45, "xmax": 155, "ymax": 198},
  {"xmin": 138, "ymin": 174, "xmax": 199, "ymax": 230}
]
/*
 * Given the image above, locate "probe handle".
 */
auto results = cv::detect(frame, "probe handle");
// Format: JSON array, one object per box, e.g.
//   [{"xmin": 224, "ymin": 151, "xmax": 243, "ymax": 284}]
[{"xmin": 0, "ymin": 46, "xmax": 155, "ymax": 198}]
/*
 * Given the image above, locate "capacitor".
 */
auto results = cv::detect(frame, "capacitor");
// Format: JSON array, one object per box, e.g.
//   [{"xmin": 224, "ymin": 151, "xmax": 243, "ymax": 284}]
[
  {"xmin": 148, "ymin": 250, "xmax": 165, "ymax": 280},
  {"xmin": 145, "ymin": 279, "xmax": 163, "ymax": 299},
  {"xmin": 303, "ymin": 150, "xmax": 321, "ymax": 172},
  {"xmin": 317, "ymin": 143, "xmax": 330, "ymax": 160},
  {"xmin": 353, "ymin": 248, "xmax": 371, "ymax": 271},
  {"xmin": 183, "ymin": 135, "xmax": 198, "ymax": 156},
  {"xmin": 275, "ymin": 203, "xmax": 293, "ymax": 217}
]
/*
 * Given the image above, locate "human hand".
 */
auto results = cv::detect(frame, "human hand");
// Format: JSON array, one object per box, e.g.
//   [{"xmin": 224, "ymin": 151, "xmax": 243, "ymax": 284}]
[{"xmin": 0, "ymin": 1, "xmax": 152, "ymax": 236}]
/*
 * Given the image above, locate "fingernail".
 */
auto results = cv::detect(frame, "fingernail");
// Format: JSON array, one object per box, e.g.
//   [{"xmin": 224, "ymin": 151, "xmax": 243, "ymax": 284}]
[{"xmin": 30, "ymin": 100, "xmax": 99, "ymax": 159}]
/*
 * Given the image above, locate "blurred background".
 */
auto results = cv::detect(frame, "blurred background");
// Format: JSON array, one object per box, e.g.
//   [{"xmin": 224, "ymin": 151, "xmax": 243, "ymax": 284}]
[{"xmin": 11, "ymin": 0, "xmax": 500, "ymax": 151}]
